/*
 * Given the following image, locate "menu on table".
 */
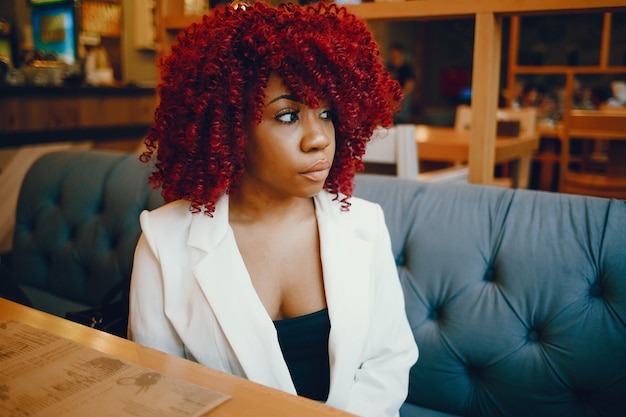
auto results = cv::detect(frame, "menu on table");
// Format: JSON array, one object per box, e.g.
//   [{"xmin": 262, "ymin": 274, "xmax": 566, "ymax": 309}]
[{"xmin": 0, "ymin": 320, "xmax": 230, "ymax": 417}]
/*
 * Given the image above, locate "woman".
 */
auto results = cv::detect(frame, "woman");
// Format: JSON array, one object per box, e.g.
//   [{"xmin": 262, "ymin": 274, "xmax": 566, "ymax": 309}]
[{"xmin": 129, "ymin": 2, "xmax": 418, "ymax": 416}]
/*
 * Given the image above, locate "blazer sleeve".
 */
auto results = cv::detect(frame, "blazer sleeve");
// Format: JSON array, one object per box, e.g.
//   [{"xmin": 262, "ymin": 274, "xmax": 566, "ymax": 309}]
[
  {"xmin": 345, "ymin": 204, "xmax": 419, "ymax": 417},
  {"xmin": 128, "ymin": 211, "xmax": 185, "ymax": 357}
]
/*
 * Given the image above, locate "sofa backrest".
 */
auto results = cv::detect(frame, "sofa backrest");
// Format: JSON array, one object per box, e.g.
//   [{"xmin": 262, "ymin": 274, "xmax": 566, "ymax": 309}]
[
  {"xmin": 353, "ymin": 174, "xmax": 626, "ymax": 417},
  {"xmin": 12, "ymin": 150, "xmax": 163, "ymax": 315},
  {"xmin": 11, "ymin": 151, "xmax": 626, "ymax": 416}
]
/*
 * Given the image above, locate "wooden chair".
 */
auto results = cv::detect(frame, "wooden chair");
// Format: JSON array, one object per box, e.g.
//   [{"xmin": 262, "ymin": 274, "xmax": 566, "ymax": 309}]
[
  {"xmin": 559, "ymin": 110, "xmax": 626, "ymax": 200},
  {"xmin": 362, "ymin": 124, "xmax": 468, "ymax": 183},
  {"xmin": 453, "ymin": 104, "xmax": 473, "ymax": 132}
]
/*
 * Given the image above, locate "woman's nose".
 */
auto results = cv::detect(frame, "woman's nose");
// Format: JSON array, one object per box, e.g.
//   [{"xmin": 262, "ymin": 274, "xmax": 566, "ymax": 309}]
[{"xmin": 301, "ymin": 116, "xmax": 333, "ymax": 152}]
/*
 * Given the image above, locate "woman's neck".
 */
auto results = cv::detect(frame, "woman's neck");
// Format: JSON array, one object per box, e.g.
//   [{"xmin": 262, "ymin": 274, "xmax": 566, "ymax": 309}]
[{"xmin": 228, "ymin": 187, "xmax": 316, "ymax": 225}]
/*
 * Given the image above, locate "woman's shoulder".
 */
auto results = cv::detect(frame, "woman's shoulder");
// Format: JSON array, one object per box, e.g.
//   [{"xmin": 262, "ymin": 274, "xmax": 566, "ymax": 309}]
[
  {"xmin": 139, "ymin": 197, "xmax": 229, "ymax": 243},
  {"xmin": 315, "ymin": 190, "xmax": 384, "ymax": 221},
  {"xmin": 141, "ymin": 199, "xmax": 193, "ymax": 224}
]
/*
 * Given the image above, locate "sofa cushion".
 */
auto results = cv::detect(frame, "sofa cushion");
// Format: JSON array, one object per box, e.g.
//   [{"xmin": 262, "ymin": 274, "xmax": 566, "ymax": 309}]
[
  {"xmin": 354, "ymin": 174, "xmax": 626, "ymax": 417},
  {"xmin": 12, "ymin": 150, "xmax": 163, "ymax": 316}
]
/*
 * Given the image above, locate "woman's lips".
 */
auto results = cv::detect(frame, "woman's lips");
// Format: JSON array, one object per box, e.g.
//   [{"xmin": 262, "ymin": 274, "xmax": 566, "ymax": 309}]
[{"xmin": 301, "ymin": 160, "xmax": 331, "ymax": 182}]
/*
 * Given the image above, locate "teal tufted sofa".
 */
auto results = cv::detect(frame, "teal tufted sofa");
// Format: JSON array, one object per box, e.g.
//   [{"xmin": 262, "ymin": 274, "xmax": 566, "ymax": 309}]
[
  {"xmin": 1, "ymin": 150, "xmax": 163, "ymax": 316},
  {"xmin": 353, "ymin": 175, "xmax": 626, "ymax": 417},
  {"xmin": 1, "ymin": 150, "xmax": 625, "ymax": 417}
]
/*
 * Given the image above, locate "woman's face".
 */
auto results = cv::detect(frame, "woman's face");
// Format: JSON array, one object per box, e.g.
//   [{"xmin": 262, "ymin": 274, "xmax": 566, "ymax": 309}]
[{"xmin": 242, "ymin": 73, "xmax": 336, "ymax": 200}]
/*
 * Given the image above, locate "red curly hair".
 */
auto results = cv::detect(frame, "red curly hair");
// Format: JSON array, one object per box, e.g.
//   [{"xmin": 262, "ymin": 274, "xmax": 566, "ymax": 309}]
[{"xmin": 142, "ymin": 1, "xmax": 401, "ymax": 215}]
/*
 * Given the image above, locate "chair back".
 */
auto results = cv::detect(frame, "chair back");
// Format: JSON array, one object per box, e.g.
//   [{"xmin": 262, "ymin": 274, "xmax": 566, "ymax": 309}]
[
  {"xmin": 362, "ymin": 124, "xmax": 468, "ymax": 183},
  {"xmin": 559, "ymin": 109, "xmax": 626, "ymax": 199},
  {"xmin": 363, "ymin": 125, "xmax": 419, "ymax": 179},
  {"xmin": 453, "ymin": 104, "xmax": 473, "ymax": 131}
]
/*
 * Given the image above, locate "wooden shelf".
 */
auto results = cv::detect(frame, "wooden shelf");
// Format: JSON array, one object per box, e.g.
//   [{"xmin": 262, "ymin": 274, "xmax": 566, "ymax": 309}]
[
  {"xmin": 345, "ymin": 0, "xmax": 626, "ymax": 21},
  {"xmin": 512, "ymin": 66, "xmax": 626, "ymax": 75},
  {"xmin": 506, "ymin": 12, "xmax": 626, "ymax": 96},
  {"xmin": 506, "ymin": 10, "xmax": 626, "ymax": 191}
]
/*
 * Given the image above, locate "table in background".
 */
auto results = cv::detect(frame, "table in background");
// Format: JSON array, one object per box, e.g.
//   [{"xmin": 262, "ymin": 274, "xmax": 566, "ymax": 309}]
[
  {"xmin": 0, "ymin": 298, "xmax": 354, "ymax": 417},
  {"xmin": 415, "ymin": 125, "xmax": 540, "ymax": 189}
]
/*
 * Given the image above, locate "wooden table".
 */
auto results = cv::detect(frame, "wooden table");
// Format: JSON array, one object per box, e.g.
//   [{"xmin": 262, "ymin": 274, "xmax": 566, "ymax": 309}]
[
  {"xmin": 0, "ymin": 298, "xmax": 354, "ymax": 417},
  {"xmin": 415, "ymin": 125, "xmax": 540, "ymax": 188}
]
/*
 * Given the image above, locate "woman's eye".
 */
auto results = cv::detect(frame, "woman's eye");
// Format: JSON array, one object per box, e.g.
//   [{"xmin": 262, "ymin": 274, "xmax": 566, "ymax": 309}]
[
  {"xmin": 275, "ymin": 109, "xmax": 299, "ymax": 124},
  {"xmin": 320, "ymin": 109, "xmax": 334, "ymax": 121}
]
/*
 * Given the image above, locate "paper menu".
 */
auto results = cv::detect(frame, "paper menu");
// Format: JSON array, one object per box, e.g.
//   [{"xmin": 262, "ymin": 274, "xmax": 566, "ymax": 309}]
[{"xmin": 0, "ymin": 320, "xmax": 230, "ymax": 417}]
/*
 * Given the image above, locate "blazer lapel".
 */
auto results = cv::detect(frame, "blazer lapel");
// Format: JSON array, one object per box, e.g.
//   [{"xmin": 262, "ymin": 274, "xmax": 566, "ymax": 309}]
[
  {"xmin": 314, "ymin": 193, "xmax": 372, "ymax": 406},
  {"xmin": 188, "ymin": 196, "xmax": 295, "ymax": 393}
]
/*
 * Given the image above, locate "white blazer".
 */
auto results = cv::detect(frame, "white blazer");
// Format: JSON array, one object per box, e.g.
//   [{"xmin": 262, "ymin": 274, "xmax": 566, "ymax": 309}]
[{"xmin": 129, "ymin": 191, "xmax": 418, "ymax": 417}]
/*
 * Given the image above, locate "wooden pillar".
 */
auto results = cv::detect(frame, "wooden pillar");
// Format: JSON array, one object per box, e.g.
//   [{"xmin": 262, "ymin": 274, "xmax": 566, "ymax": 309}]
[
  {"xmin": 600, "ymin": 12, "xmax": 611, "ymax": 68},
  {"xmin": 558, "ymin": 71, "xmax": 575, "ymax": 191},
  {"xmin": 468, "ymin": 12, "xmax": 502, "ymax": 185},
  {"xmin": 507, "ymin": 16, "xmax": 520, "ymax": 108}
]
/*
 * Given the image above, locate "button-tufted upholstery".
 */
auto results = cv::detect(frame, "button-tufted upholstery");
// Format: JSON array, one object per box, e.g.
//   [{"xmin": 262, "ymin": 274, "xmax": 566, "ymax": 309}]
[
  {"xmin": 3, "ymin": 151, "xmax": 625, "ymax": 416},
  {"xmin": 8, "ymin": 150, "xmax": 163, "ymax": 317},
  {"xmin": 353, "ymin": 174, "xmax": 626, "ymax": 417}
]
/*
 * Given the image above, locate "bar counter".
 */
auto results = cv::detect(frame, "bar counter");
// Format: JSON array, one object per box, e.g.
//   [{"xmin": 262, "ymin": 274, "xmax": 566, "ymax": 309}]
[{"xmin": 0, "ymin": 84, "xmax": 157, "ymax": 148}]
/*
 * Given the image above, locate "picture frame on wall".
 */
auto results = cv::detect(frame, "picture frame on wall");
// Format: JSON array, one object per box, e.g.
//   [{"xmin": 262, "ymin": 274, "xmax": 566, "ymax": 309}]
[{"xmin": 31, "ymin": 3, "xmax": 78, "ymax": 64}]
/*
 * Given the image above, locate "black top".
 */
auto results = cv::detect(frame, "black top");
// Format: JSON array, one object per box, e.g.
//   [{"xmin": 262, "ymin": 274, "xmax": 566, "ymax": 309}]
[{"xmin": 274, "ymin": 308, "xmax": 331, "ymax": 401}]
